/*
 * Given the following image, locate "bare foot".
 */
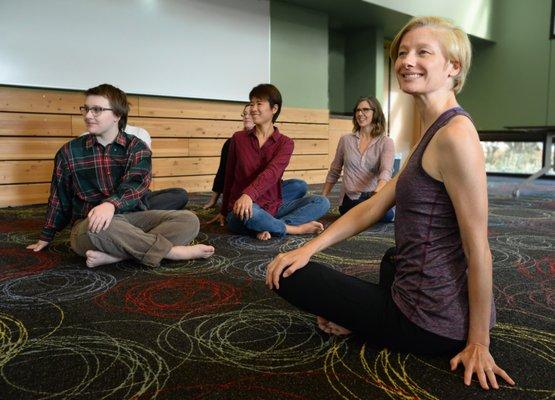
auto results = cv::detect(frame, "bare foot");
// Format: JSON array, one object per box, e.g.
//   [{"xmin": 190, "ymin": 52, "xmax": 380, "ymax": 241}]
[
  {"xmin": 316, "ymin": 316, "xmax": 351, "ymax": 336},
  {"xmin": 286, "ymin": 221, "xmax": 324, "ymax": 235},
  {"xmin": 256, "ymin": 231, "xmax": 271, "ymax": 241},
  {"xmin": 203, "ymin": 192, "xmax": 219, "ymax": 209},
  {"xmin": 166, "ymin": 244, "xmax": 215, "ymax": 260},
  {"xmin": 85, "ymin": 250, "xmax": 125, "ymax": 268},
  {"xmin": 202, "ymin": 200, "xmax": 216, "ymax": 209}
]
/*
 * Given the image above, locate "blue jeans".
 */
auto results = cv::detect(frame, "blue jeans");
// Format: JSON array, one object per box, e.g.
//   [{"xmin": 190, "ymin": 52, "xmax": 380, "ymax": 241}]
[
  {"xmin": 281, "ymin": 179, "xmax": 308, "ymax": 203},
  {"xmin": 339, "ymin": 193, "xmax": 395, "ymax": 222},
  {"xmin": 227, "ymin": 195, "xmax": 330, "ymax": 237}
]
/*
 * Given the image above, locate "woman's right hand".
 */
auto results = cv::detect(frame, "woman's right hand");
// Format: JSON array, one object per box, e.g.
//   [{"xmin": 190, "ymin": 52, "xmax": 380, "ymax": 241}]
[{"xmin": 266, "ymin": 246, "xmax": 314, "ymax": 290}]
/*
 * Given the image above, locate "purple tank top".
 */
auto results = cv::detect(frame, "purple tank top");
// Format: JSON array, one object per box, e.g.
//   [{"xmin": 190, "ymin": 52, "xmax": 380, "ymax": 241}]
[{"xmin": 392, "ymin": 107, "xmax": 496, "ymax": 341}]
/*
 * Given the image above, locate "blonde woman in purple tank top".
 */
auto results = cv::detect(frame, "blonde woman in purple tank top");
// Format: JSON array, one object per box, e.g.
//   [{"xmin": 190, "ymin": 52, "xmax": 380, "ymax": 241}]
[{"xmin": 266, "ymin": 16, "xmax": 515, "ymax": 391}]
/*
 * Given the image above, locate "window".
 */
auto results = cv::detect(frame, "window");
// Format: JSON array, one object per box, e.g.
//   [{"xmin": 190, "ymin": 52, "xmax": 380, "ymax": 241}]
[{"xmin": 481, "ymin": 141, "xmax": 543, "ymax": 174}]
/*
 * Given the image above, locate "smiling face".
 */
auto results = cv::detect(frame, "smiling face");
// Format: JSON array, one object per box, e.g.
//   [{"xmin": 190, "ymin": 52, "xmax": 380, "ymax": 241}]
[
  {"xmin": 250, "ymin": 96, "xmax": 278, "ymax": 126},
  {"xmin": 395, "ymin": 27, "xmax": 460, "ymax": 96},
  {"xmin": 83, "ymin": 95, "xmax": 120, "ymax": 138},
  {"xmin": 354, "ymin": 100, "xmax": 374, "ymax": 129}
]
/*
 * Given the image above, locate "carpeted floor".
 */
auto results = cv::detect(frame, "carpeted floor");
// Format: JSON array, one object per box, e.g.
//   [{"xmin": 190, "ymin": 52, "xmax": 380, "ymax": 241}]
[{"xmin": 0, "ymin": 176, "xmax": 553, "ymax": 399}]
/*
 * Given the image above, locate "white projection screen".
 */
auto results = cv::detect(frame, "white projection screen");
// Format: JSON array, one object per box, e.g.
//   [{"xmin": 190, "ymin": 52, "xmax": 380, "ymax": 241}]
[{"xmin": 0, "ymin": 0, "xmax": 270, "ymax": 101}]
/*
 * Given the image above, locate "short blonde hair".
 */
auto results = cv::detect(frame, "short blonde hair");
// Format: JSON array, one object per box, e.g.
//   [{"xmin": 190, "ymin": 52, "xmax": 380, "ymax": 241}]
[{"xmin": 389, "ymin": 16, "xmax": 472, "ymax": 94}]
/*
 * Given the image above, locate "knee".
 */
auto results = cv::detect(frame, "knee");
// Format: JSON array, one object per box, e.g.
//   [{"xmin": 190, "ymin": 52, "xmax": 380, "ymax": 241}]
[
  {"xmin": 176, "ymin": 188, "xmax": 189, "ymax": 208},
  {"xmin": 174, "ymin": 210, "xmax": 200, "ymax": 236},
  {"xmin": 294, "ymin": 179, "xmax": 309, "ymax": 197},
  {"xmin": 314, "ymin": 195, "xmax": 330, "ymax": 213},
  {"xmin": 274, "ymin": 262, "xmax": 316, "ymax": 297}
]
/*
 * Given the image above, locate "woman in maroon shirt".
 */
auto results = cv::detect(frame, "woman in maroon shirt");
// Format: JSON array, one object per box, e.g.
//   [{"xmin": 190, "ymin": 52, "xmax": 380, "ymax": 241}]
[
  {"xmin": 221, "ymin": 84, "xmax": 330, "ymax": 240},
  {"xmin": 266, "ymin": 17, "xmax": 514, "ymax": 390}
]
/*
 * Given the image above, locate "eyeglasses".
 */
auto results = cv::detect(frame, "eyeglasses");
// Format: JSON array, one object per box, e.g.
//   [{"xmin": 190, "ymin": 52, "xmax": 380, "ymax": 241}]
[
  {"xmin": 79, "ymin": 105, "xmax": 113, "ymax": 117},
  {"xmin": 355, "ymin": 107, "xmax": 375, "ymax": 114}
]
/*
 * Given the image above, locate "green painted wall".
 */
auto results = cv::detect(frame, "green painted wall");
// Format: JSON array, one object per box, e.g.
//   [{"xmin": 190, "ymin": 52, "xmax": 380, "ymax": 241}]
[
  {"xmin": 344, "ymin": 28, "xmax": 384, "ymax": 110},
  {"xmin": 329, "ymin": 27, "xmax": 384, "ymax": 114},
  {"xmin": 548, "ymin": 40, "xmax": 555, "ymax": 125},
  {"xmin": 270, "ymin": 1, "xmax": 328, "ymax": 109},
  {"xmin": 458, "ymin": 0, "xmax": 553, "ymax": 130},
  {"xmin": 329, "ymin": 30, "xmax": 346, "ymax": 114}
]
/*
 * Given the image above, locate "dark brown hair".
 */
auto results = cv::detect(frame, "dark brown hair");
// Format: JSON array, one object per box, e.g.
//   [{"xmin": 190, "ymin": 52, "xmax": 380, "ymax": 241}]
[
  {"xmin": 249, "ymin": 84, "xmax": 282, "ymax": 123},
  {"xmin": 352, "ymin": 96, "xmax": 386, "ymax": 137},
  {"xmin": 84, "ymin": 83, "xmax": 129, "ymax": 131}
]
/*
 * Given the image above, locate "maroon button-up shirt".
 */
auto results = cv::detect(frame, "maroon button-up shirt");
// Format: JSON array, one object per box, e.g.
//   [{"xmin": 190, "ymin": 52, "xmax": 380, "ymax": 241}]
[{"xmin": 221, "ymin": 127, "xmax": 294, "ymax": 216}]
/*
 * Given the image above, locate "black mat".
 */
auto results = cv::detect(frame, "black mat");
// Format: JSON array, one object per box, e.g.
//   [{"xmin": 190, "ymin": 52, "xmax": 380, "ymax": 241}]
[{"xmin": 0, "ymin": 177, "xmax": 553, "ymax": 399}]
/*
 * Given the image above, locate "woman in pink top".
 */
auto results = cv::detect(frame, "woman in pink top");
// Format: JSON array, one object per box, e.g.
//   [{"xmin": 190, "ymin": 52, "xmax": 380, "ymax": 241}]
[
  {"xmin": 323, "ymin": 96, "xmax": 395, "ymax": 221},
  {"xmin": 266, "ymin": 17, "xmax": 514, "ymax": 391}
]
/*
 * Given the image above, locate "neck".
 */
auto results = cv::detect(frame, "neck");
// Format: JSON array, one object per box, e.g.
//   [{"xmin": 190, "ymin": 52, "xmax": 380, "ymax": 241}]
[
  {"xmin": 413, "ymin": 90, "xmax": 459, "ymax": 138},
  {"xmin": 96, "ymin": 126, "xmax": 119, "ymax": 146},
  {"xmin": 255, "ymin": 121, "xmax": 274, "ymax": 138},
  {"xmin": 359, "ymin": 125, "xmax": 373, "ymax": 137}
]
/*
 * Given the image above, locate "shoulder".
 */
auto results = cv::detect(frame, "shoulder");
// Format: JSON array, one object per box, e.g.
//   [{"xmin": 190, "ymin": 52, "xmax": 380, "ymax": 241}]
[
  {"xmin": 125, "ymin": 125, "xmax": 151, "ymax": 144},
  {"xmin": 379, "ymin": 135, "xmax": 394, "ymax": 146},
  {"xmin": 127, "ymin": 134, "xmax": 151, "ymax": 154},
  {"xmin": 435, "ymin": 114, "xmax": 479, "ymax": 153},
  {"xmin": 65, "ymin": 135, "xmax": 87, "ymax": 151},
  {"xmin": 231, "ymin": 130, "xmax": 249, "ymax": 141},
  {"xmin": 339, "ymin": 133, "xmax": 356, "ymax": 144}
]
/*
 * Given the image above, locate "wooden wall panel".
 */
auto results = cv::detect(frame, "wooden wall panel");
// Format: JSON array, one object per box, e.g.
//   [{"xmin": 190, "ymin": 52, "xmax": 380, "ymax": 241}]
[
  {"xmin": 288, "ymin": 154, "xmax": 328, "ymax": 170},
  {"xmin": 138, "ymin": 97, "xmax": 244, "ymax": 120},
  {"xmin": 152, "ymin": 175, "xmax": 214, "ymax": 192},
  {"xmin": 328, "ymin": 117, "xmax": 352, "ymax": 163},
  {"xmin": 0, "ymin": 86, "xmax": 139, "ymax": 116},
  {"xmin": 0, "ymin": 161, "xmax": 52, "ymax": 184},
  {"xmin": 0, "ymin": 138, "xmax": 69, "ymax": 160},
  {"xmin": 73, "ymin": 116, "xmax": 241, "ymax": 139},
  {"xmin": 293, "ymin": 140, "xmax": 328, "ymax": 155},
  {"xmin": 277, "ymin": 122, "xmax": 328, "ymax": 139},
  {"xmin": 151, "ymin": 139, "xmax": 189, "ymax": 158},
  {"xmin": 277, "ymin": 108, "xmax": 329, "ymax": 124},
  {"xmin": 188, "ymin": 139, "xmax": 227, "ymax": 157},
  {"xmin": 0, "ymin": 112, "xmax": 72, "ymax": 136},
  {"xmin": 0, "ymin": 86, "xmax": 333, "ymax": 207},
  {"xmin": 0, "ymin": 183, "xmax": 50, "ymax": 207},
  {"xmin": 152, "ymin": 157, "xmax": 220, "ymax": 177},
  {"xmin": 283, "ymin": 169, "xmax": 327, "ymax": 184}
]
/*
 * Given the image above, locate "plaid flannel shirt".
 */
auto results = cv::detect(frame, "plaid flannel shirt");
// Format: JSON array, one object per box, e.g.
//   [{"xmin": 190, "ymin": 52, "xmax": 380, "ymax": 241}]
[{"xmin": 40, "ymin": 132, "xmax": 152, "ymax": 242}]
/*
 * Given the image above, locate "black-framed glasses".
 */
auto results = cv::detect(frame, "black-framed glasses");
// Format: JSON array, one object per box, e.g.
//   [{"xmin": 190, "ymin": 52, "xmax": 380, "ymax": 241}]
[
  {"xmin": 79, "ymin": 105, "xmax": 113, "ymax": 117},
  {"xmin": 355, "ymin": 107, "xmax": 375, "ymax": 114}
]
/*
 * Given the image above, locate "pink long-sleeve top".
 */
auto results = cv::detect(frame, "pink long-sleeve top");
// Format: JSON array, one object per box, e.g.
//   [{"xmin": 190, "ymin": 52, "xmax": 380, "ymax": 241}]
[{"xmin": 325, "ymin": 131, "xmax": 395, "ymax": 201}]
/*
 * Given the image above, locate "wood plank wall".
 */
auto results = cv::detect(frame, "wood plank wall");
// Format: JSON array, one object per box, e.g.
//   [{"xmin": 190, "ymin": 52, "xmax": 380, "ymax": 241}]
[{"xmin": 0, "ymin": 86, "xmax": 331, "ymax": 207}]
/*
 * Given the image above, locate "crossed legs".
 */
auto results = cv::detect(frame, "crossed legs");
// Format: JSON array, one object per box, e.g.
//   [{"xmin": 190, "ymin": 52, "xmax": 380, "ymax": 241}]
[{"xmin": 70, "ymin": 209, "xmax": 213, "ymax": 268}]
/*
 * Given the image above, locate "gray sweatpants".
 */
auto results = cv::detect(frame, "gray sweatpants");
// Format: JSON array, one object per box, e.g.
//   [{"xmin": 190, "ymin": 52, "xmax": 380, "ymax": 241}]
[{"xmin": 70, "ymin": 210, "xmax": 200, "ymax": 267}]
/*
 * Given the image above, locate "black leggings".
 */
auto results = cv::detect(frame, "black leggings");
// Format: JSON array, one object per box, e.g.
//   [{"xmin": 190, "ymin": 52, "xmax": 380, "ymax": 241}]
[{"xmin": 275, "ymin": 247, "xmax": 465, "ymax": 355}]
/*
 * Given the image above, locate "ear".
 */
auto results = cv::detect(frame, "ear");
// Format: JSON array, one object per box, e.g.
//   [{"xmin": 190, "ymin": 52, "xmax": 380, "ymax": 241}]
[
  {"xmin": 448, "ymin": 60, "xmax": 461, "ymax": 78},
  {"xmin": 271, "ymin": 103, "xmax": 279, "ymax": 115}
]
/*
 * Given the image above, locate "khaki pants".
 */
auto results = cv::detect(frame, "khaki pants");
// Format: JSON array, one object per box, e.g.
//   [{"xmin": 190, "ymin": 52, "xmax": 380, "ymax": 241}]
[{"xmin": 70, "ymin": 210, "xmax": 200, "ymax": 267}]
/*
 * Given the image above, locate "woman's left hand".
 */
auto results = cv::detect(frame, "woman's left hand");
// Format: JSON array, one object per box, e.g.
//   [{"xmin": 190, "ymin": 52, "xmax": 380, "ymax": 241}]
[{"xmin": 450, "ymin": 343, "xmax": 515, "ymax": 390}]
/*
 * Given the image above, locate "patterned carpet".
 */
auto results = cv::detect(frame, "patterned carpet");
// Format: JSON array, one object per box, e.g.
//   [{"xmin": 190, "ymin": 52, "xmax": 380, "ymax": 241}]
[{"xmin": 0, "ymin": 177, "xmax": 553, "ymax": 399}]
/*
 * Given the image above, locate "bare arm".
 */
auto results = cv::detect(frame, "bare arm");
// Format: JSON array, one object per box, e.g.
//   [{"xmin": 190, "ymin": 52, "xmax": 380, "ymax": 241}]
[
  {"xmin": 323, "ymin": 136, "xmax": 346, "ymax": 196},
  {"xmin": 434, "ymin": 119, "xmax": 514, "ymax": 390},
  {"xmin": 375, "ymin": 138, "xmax": 395, "ymax": 193},
  {"xmin": 266, "ymin": 175, "xmax": 397, "ymax": 289}
]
